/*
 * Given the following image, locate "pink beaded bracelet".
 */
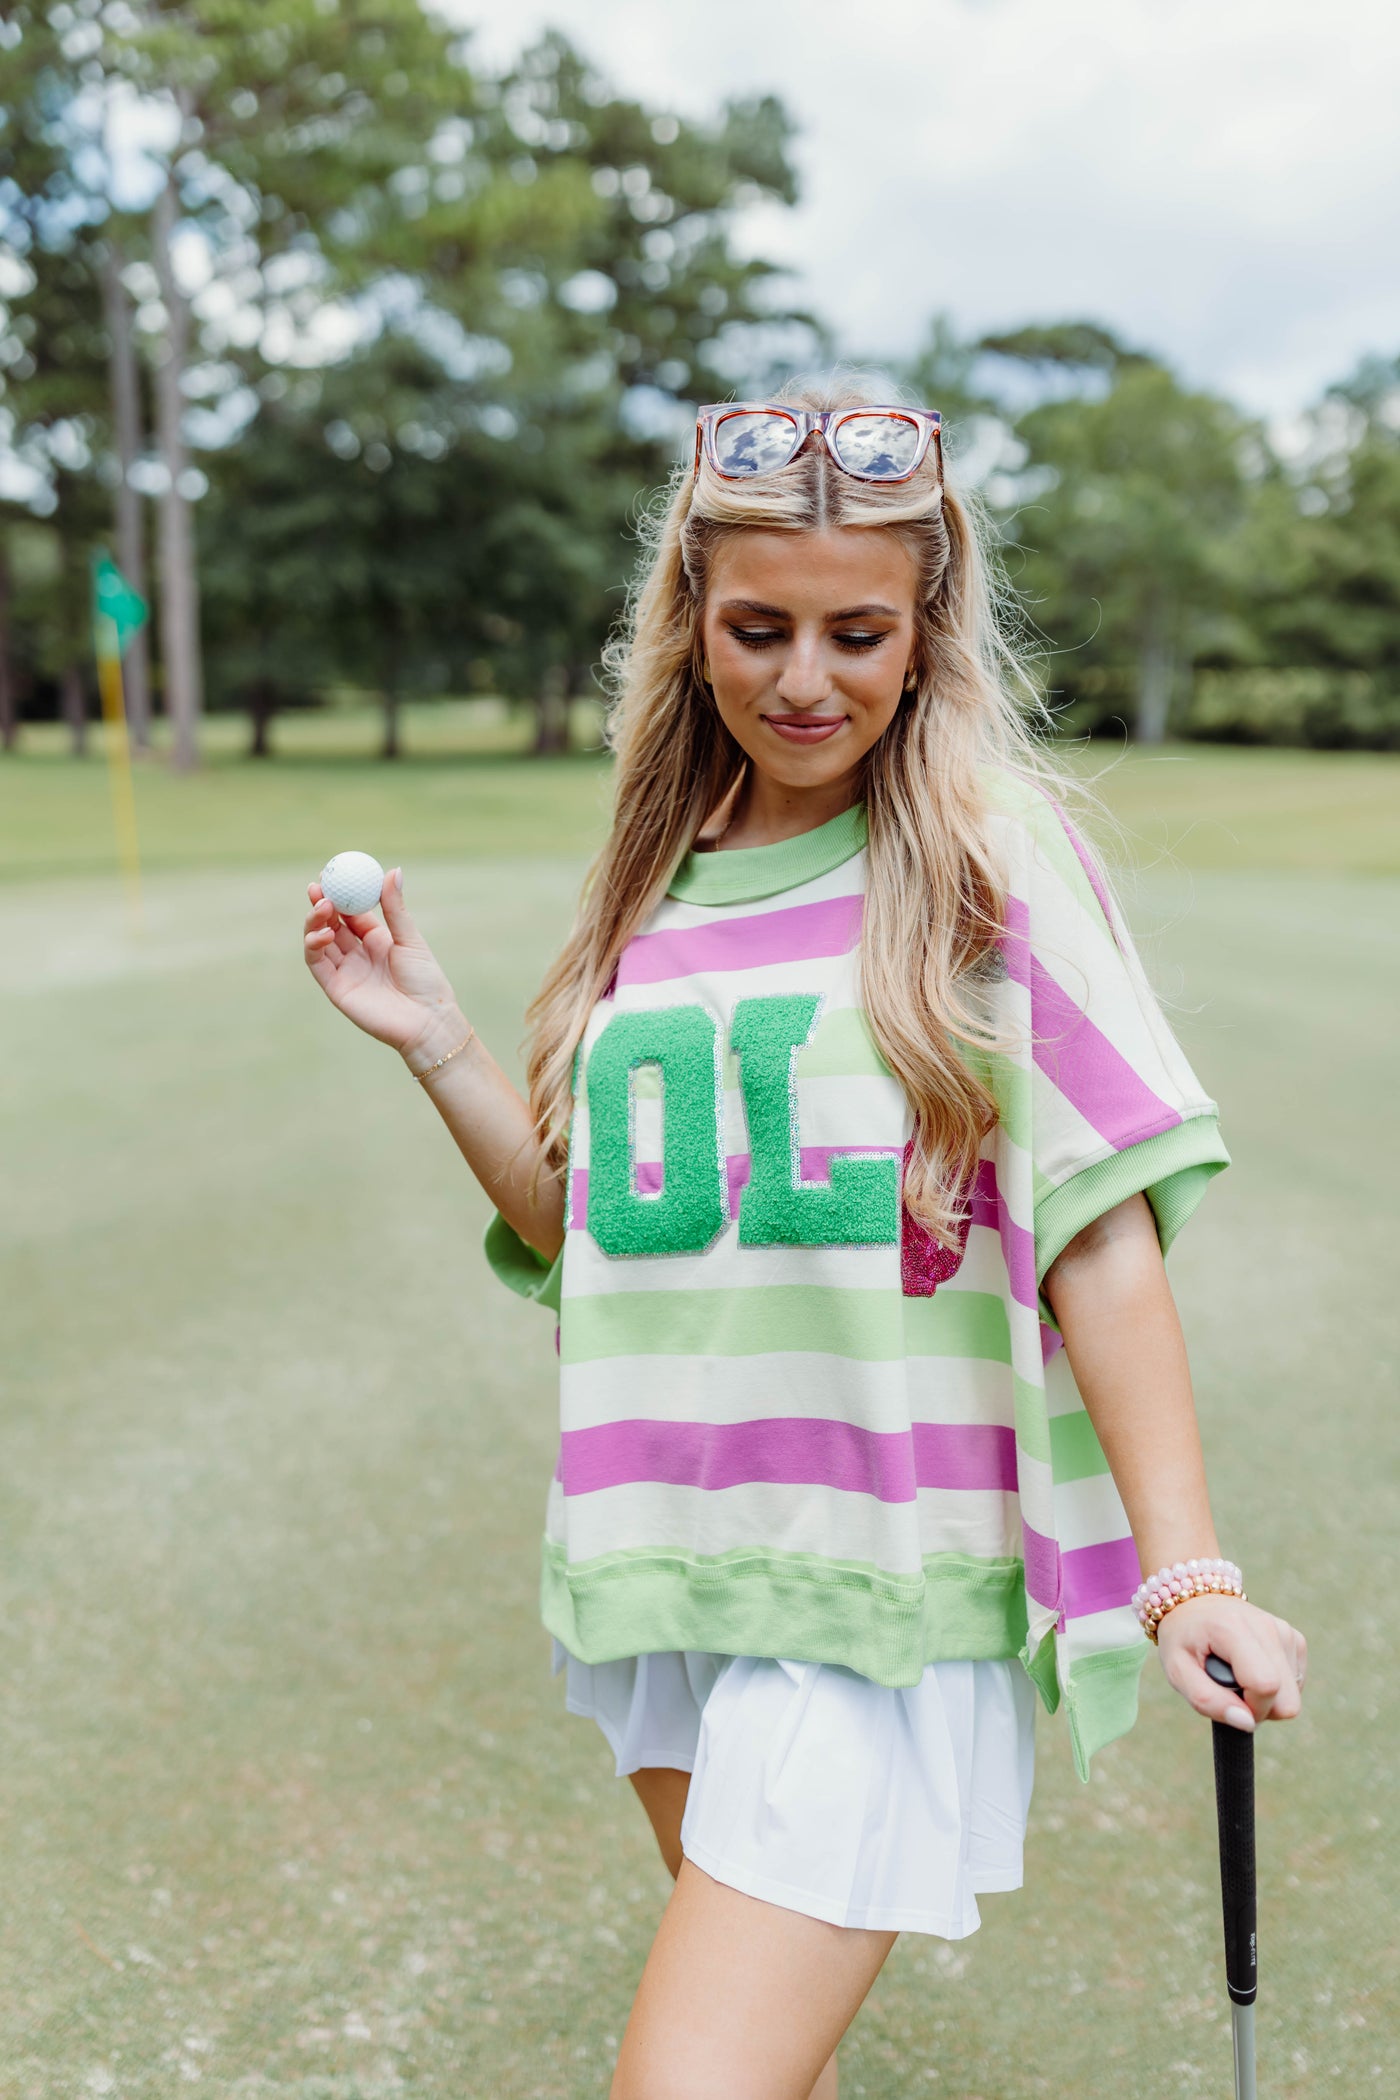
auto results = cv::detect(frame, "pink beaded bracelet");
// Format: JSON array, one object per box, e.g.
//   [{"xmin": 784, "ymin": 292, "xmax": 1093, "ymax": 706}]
[{"xmin": 1133, "ymin": 1558, "xmax": 1246, "ymax": 1644}]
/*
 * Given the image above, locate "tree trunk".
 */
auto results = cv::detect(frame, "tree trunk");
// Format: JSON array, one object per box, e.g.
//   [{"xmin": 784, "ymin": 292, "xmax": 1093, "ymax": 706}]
[
  {"xmin": 60, "ymin": 663, "xmax": 88, "ymax": 757},
  {"xmin": 532, "ymin": 663, "xmax": 570, "ymax": 756},
  {"xmin": 1135, "ymin": 605, "xmax": 1176, "ymax": 745},
  {"xmin": 101, "ymin": 240, "xmax": 153, "ymax": 751},
  {"xmin": 381, "ymin": 682, "xmax": 401, "ymax": 760},
  {"xmin": 0, "ymin": 546, "xmax": 17, "ymax": 752},
  {"xmin": 151, "ymin": 143, "xmax": 203, "ymax": 773},
  {"xmin": 248, "ymin": 676, "xmax": 276, "ymax": 758}
]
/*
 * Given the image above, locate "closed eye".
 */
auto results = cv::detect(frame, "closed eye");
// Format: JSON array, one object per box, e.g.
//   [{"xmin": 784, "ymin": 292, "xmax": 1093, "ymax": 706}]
[{"xmin": 727, "ymin": 627, "xmax": 893, "ymax": 652}]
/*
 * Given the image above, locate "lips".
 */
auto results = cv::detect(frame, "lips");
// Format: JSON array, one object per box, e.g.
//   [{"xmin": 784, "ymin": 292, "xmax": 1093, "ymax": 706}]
[{"xmin": 762, "ymin": 713, "xmax": 845, "ymax": 745}]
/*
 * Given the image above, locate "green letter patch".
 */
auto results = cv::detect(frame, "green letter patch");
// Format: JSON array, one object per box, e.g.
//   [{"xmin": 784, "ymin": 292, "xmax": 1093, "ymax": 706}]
[
  {"xmin": 731, "ymin": 994, "xmax": 899, "ymax": 1246},
  {"xmin": 586, "ymin": 1006, "xmax": 726, "ymax": 1256}
]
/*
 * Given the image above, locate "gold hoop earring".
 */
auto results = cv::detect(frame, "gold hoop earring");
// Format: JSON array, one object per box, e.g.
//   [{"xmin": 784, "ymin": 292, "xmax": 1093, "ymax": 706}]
[{"xmin": 701, "ymin": 659, "xmax": 713, "ymax": 687}]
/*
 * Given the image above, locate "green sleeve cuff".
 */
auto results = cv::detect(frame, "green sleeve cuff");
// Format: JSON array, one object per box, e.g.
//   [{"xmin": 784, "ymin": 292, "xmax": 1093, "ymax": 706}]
[
  {"xmin": 483, "ymin": 1211, "xmax": 564, "ymax": 1314},
  {"xmin": 1035, "ymin": 1113, "xmax": 1231, "ymax": 1329}
]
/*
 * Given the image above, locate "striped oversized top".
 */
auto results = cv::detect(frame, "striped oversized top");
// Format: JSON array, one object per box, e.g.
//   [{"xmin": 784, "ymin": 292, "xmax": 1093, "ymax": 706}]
[{"xmin": 485, "ymin": 765, "xmax": 1230, "ymax": 1782}]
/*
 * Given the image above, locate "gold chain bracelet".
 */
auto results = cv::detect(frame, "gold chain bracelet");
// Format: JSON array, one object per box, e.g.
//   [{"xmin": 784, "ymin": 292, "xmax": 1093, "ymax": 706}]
[{"xmin": 410, "ymin": 1025, "xmax": 476, "ymax": 1084}]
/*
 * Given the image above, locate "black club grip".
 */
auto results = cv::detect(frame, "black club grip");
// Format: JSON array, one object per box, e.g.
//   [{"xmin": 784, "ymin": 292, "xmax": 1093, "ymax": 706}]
[{"xmin": 1204, "ymin": 1651, "xmax": 1258, "ymax": 2006}]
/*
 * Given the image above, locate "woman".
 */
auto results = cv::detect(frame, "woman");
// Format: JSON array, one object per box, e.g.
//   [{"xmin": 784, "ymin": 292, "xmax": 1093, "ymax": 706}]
[{"xmin": 302, "ymin": 380, "xmax": 1307, "ymax": 2099}]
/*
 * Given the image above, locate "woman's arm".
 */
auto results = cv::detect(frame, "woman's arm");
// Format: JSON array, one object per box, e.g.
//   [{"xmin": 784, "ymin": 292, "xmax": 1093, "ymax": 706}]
[
  {"xmin": 303, "ymin": 867, "xmax": 566, "ymax": 1262},
  {"xmin": 401, "ymin": 1004, "xmax": 566, "ymax": 1263},
  {"xmin": 1042, "ymin": 1191, "xmax": 1306, "ymax": 1731}
]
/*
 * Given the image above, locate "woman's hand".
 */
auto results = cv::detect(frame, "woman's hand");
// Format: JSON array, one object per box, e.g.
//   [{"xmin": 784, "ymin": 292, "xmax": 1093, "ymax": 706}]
[
  {"xmin": 302, "ymin": 867, "xmax": 465, "ymax": 1062},
  {"xmin": 1155, "ymin": 1593, "xmax": 1307, "ymax": 1732}
]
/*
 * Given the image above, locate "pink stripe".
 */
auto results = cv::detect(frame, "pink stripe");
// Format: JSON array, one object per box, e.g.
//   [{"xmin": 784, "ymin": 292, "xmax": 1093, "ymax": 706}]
[
  {"xmin": 1042, "ymin": 793, "xmax": 1120, "ymax": 937},
  {"xmin": 558, "ymin": 1416, "xmax": 1018, "ymax": 1501},
  {"xmin": 616, "ymin": 893, "xmax": 863, "ymax": 986},
  {"xmin": 571, "ymin": 1144, "xmax": 902, "ymax": 1225},
  {"xmin": 970, "ymin": 1157, "xmax": 1037, "ymax": 1310},
  {"xmin": 1021, "ymin": 1518, "xmax": 1061, "ymax": 1612},
  {"xmin": 1001, "ymin": 896, "xmax": 1180, "ymax": 1146},
  {"xmin": 1060, "ymin": 1534, "xmax": 1141, "ymax": 1620}
]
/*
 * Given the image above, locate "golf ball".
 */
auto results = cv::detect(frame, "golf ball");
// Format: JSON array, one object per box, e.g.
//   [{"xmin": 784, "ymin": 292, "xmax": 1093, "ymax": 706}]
[{"xmin": 319, "ymin": 850, "xmax": 385, "ymax": 916}]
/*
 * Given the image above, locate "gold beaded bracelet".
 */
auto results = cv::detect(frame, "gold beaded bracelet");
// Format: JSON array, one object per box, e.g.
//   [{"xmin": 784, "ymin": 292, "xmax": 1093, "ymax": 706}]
[
  {"xmin": 1133, "ymin": 1558, "xmax": 1247, "ymax": 1644},
  {"xmin": 410, "ymin": 1025, "xmax": 476, "ymax": 1084}
]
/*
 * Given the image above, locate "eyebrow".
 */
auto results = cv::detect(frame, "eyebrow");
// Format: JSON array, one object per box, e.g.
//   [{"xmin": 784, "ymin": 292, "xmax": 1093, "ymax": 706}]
[{"xmin": 718, "ymin": 599, "xmax": 903, "ymax": 621}]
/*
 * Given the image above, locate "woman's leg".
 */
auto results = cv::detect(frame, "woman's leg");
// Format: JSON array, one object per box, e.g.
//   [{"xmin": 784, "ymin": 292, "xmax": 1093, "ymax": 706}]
[
  {"xmin": 622, "ymin": 1772, "xmax": 885, "ymax": 2099},
  {"xmin": 628, "ymin": 1767, "xmax": 691, "ymax": 1882}
]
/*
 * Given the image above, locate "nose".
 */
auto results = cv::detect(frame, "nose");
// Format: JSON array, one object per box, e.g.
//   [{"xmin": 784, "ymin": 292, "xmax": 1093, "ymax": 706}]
[{"xmin": 774, "ymin": 627, "xmax": 833, "ymax": 708}]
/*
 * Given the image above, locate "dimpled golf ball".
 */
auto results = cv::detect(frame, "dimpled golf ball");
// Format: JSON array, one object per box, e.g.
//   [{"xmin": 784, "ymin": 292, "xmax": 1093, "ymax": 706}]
[{"xmin": 319, "ymin": 850, "xmax": 384, "ymax": 916}]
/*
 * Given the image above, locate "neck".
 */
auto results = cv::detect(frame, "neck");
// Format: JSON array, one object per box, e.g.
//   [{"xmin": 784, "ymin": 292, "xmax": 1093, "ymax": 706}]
[{"xmin": 711, "ymin": 764, "xmax": 863, "ymax": 852}]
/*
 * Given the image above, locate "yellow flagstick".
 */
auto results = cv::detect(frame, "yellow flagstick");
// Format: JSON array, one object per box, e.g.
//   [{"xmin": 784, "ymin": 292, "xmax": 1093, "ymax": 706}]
[
  {"xmin": 95, "ymin": 616, "xmax": 144, "ymax": 933},
  {"xmin": 91, "ymin": 552, "xmax": 149, "ymax": 938}
]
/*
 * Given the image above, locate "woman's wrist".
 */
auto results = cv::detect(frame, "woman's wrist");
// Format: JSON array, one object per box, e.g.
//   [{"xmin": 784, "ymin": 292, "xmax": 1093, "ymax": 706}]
[
  {"xmin": 1134, "ymin": 1557, "xmax": 1246, "ymax": 1643},
  {"xmin": 400, "ymin": 1005, "xmax": 474, "ymax": 1078}
]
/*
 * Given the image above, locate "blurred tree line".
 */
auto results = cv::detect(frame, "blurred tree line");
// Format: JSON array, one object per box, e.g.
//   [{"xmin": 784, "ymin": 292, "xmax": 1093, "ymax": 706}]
[{"xmin": 3, "ymin": 2, "xmax": 1399, "ymax": 764}]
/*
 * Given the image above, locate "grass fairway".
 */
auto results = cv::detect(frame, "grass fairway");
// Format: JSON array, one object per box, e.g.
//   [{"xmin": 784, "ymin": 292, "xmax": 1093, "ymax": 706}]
[{"xmin": 1, "ymin": 730, "xmax": 1396, "ymax": 2097}]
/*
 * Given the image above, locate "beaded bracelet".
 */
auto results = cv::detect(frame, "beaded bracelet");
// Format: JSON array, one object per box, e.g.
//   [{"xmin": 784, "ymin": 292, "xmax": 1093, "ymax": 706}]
[{"xmin": 1133, "ymin": 1557, "xmax": 1246, "ymax": 1644}]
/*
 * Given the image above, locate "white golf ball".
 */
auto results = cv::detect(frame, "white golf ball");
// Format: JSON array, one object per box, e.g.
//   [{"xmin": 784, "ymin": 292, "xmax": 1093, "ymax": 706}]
[{"xmin": 319, "ymin": 850, "xmax": 385, "ymax": 916}]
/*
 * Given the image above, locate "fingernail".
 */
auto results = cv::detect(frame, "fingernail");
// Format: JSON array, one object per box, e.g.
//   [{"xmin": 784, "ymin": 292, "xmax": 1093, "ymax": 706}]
[{"xmin": 1224, "ymin": 1706, "xmax": 1254, "ymax": 1730}]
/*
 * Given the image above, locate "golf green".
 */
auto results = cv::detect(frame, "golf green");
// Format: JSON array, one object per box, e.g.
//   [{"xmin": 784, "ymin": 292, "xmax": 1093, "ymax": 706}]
[{"xmin": 1, "ymin": 731, "xmax": 1394, "ymax": 2096}]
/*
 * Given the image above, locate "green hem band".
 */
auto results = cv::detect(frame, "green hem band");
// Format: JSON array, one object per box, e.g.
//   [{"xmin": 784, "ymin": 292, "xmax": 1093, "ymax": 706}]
[
  {"xmin": 1062, "ymin": 1641, "xmax": 1151, "ymax": 1783},
  {"xmin": 541, "ymin": 1536, "xmax": 1030, "ymax": 1689},
  {"xmin": 668, "ymin": 802, "xmax": 867, "ymax": 905},
  {"xmin": 1034, "ymin": 1113, "xmax": 1231, "ymax": 1328},
  {"xmin": 483, "ymin": 1212, "xmax": 564, "ymax": 1314}
]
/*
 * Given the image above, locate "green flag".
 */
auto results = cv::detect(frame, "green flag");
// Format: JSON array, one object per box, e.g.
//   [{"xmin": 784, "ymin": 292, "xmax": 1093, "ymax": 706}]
[{"xmin": 92, "ymin": 552, "xmax": 148, "ymax": 660}]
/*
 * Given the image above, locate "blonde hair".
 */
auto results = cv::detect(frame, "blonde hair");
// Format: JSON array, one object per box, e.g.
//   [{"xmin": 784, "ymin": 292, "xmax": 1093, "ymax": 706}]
[{"xmin": 524, "ymin": 372, "xmax": 1114, "ymax": 1246}]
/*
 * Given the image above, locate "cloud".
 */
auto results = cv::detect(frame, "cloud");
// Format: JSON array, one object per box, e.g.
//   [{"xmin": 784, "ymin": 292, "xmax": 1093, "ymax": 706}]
[{"xmin": 444, "ymin": 0, "xmax": 1400, "ymax": 414}]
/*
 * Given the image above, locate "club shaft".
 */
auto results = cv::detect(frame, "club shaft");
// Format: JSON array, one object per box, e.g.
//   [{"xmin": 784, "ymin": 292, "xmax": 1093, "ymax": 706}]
[{"xmin": 1231, "ymin": 2001, "xmax": 1256, "ymax": 2100}]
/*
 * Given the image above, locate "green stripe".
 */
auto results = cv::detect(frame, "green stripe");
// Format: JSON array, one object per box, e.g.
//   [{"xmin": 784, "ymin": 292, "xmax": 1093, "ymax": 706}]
[
  {"xmin": 1048, "ymin": 1408, "xmax": 1110, "ymax": 1482},
  {"xmin": 1013, "ymin": 1373, "xmax": 1052, "ymax": 1466},
  {"xmin": 633, "ymin": 1008, "xmax": 897, "ymax": 1094},
  {"xmin": 796, "ymin": 1004, "xmax": 893, "ymax": 1081},
  {"xmin": 541, "ymin": 1535, "xmax": 1031, "ymax": 1688},
  {"xmin": 960, "ymin": 1043, "xmax": 1032, "ymax": 1153},
  {"xmin": 559, "ymin": 1283, "xmax": 1011, "ymax": 1365}
]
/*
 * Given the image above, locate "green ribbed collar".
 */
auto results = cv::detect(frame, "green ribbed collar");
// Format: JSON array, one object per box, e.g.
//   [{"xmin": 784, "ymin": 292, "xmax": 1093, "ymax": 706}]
[{"xmin": 668, "ymin": 801, "xmax": 868, "ymax": 905}]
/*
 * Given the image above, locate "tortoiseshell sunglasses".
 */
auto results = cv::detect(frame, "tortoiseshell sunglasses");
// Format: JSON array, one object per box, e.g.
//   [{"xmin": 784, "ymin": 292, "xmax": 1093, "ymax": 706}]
[{"xmin": 693, "ymin": 402, "xmax": 942, "ymax": 484}]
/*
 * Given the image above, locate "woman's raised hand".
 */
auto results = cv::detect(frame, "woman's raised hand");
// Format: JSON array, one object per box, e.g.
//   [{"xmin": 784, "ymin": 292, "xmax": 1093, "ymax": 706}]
[{"xmin": 302, "ymin": 867, "xmax": 467, "ymax": 1062}]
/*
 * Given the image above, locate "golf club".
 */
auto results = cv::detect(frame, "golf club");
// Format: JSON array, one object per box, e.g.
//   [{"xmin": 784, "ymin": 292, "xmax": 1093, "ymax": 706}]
[{"xmin": 1204, "ymin": 1651, "xmax": 1257, "ymax": 2100}]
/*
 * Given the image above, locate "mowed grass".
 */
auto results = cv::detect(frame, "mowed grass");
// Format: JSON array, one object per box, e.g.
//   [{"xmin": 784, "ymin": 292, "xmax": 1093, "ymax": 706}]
[
  {"xmin": 1, "ymin": 728, "xmax": 1396, "ymax": 2097},
  {"xmin": 4, "ymin": 701, "xmax": 1400, "ymax": 881}
]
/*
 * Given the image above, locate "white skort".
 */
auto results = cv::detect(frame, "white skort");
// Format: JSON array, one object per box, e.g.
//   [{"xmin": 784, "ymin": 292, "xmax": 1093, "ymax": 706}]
[{"xmin": 552, "ymin": 1639, "xmax": 1038, "ymax": 1938}]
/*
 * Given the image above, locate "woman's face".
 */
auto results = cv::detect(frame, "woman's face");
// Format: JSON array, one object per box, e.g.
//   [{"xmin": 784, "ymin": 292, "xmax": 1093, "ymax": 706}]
[{"xmin": 700, "ymin": 527, "xmax": 918, "ymax": 798}]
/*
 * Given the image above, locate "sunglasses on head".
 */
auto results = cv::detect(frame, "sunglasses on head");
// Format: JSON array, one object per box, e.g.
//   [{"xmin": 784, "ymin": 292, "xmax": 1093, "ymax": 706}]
[{"xmin": 694, "ymin": 402, "xmax": 943, "ymax": 485}]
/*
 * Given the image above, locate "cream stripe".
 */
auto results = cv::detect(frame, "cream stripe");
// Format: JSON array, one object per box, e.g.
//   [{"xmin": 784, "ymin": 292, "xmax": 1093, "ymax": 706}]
[
  {"xmin": 547, "ymin": 1476, "xmax": 1016, "ymax": 1573},
  {"xmin": 558, "ymin": 1351, "xmax": 1018, "ymax": 1434}
]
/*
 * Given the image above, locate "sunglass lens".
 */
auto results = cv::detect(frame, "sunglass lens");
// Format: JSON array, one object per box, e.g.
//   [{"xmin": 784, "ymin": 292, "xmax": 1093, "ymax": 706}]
[
  {"xmin": 830, "ymin": 414, "xmax": 924, "ymax": 479},
  {"xmin": 711, "ymin": 410, "xmax": 800, "ymax": 476}
]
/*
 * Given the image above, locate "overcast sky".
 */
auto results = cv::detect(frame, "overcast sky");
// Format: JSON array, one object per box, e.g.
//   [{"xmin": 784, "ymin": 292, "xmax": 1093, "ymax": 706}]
[{"xmin": 443, "ymin": 0, "xmax": 1400, "ymax": 420}]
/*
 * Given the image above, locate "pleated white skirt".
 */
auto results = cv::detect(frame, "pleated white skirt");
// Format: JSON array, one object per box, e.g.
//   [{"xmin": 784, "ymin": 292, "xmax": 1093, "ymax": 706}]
[{"xmin": 552, "ymin": 1639, "xmax": 1038, "ymax": 1938}]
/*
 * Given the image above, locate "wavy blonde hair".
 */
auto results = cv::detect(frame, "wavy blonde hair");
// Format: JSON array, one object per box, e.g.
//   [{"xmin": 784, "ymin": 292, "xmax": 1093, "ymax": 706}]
[{"xmin": 524, "ymin": 373, "xmax": 1114, "ymax": 1246}]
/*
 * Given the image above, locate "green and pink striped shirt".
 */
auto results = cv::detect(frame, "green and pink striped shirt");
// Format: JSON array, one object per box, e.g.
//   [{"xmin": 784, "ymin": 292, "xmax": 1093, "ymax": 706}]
[{"xmin": 486, "ymin": 766, "xmax": 1229, "ymax": 1782}]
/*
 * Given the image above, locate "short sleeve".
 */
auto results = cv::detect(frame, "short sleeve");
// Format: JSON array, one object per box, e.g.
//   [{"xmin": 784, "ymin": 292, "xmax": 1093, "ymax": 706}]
[
  {"xmin": 483, "ymin": 1211, "xmax": 564, "ymax": 1315},
  {"xmin": 1003, "ymin": 789, "xmax": 1231, "ymax": 1327}
]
